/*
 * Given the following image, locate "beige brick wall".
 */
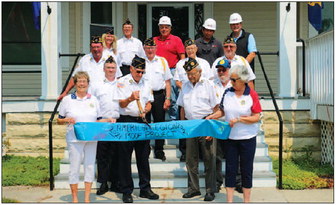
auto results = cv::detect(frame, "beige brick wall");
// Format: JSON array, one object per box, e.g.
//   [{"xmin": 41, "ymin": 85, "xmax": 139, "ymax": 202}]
[
  {"xmin": 4, "ymin": 113, "xmax": 67, "ymax": 158},
  {"xmin": 262, "ymin": 111, "xmax": 321, "ymax": 159}
]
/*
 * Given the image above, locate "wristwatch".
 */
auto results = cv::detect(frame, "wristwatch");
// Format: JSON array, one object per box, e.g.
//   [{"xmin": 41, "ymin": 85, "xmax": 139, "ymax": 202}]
[{"xmin": 165, "ymin": 97, "xmax": 171, "ymax": 100}]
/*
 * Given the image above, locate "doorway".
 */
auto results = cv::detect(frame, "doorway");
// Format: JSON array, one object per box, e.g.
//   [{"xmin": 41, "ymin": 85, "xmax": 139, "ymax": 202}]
[{"xmin": 146, "ymin": 3, "xmax": 194, "ymax": 42}]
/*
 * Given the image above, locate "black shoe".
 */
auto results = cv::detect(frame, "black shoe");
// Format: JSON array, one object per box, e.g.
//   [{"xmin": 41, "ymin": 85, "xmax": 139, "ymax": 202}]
[
  {"xmin": 122, "ymin": 193, "xmax": 133, "ymax": 203},
  {"xmin": 235, "ymin": 185, "xmax": 243, "ymax": 193},
  {"xmin": 180, "ymin": 154, "xmax": 186, "ymax": 162},
  {"xmin": 96, "ymin": 182, "xmax": 109, "ymax": 195},
  {"xmin": 182, "ymin": 191, "xmax": 201, "ymax": 198},
  {"xmin": 139, "ymin": 189, "xmax": 159, "ymax": 200},
  {"xmin": 215, "ymin": 185, "xmax": 221, "ymax": 193},
  {"xmin": 204, "ymin": 193, "xmax": 215, "ymax": 201},
  {"xmin": 154, "ymin": 151, "xmax": 166, "ymax": 161},
  {"xmin": 110, "ymin": 186, "xmax": 122, "ymax": 193}
]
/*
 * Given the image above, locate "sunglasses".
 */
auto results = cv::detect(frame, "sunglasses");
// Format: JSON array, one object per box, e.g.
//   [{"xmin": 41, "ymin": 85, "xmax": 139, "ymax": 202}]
[
  {"xmin": 230, "ymin": 77, "xmax": 241, "ymax": 83},
  {"xmin": 217, "ymin": 68, "xmax": 228, "ymax": 73},
  {"xmin": 136, "ymin": 70, "xmax": 145, "ymax": 74},
  {"xmin": 224, "ymin": 45, "xmax": 236, "ymax": 48}
]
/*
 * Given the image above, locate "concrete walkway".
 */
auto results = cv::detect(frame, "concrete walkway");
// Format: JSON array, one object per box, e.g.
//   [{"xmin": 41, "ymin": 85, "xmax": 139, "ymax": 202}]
[{"xmin": 2, "ymin": 186, "xmax": 334, "ymax": 203}]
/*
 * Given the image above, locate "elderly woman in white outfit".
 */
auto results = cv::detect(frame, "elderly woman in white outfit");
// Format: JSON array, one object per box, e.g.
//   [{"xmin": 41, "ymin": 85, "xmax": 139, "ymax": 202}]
[
  {"xmin": 57, "ymin": 71, "xmax": 112, "ymax": 203},
  {"xmin": 206, "ymin": 63, "xmax": 262, "ymax": 203}
]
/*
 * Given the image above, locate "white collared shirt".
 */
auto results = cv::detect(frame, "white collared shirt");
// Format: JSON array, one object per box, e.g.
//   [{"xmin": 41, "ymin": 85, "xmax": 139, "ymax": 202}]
[
  {"xmin": 176, "ymin": 77, "xmax": 218, "ymax": 120},
  {"xmin": 58, "ymin": 93, "xmax": 101, "ymax": 142},
  {"xmin": 117, "ymin": 36, "xmax": 146, "ymax": 66},
  {"xmin": 73, "ymin": 52, "xmax": 122, "ymax": 86},
  {"xmin": 214, "ymin": 78, "xmax": 232, "ymax": 121},
  {"xmin": 143, "ymin": 55, "xmax": 172, "ymax": 91},
  {"xmin": 90, "ymin": 78, "xmax": 120, "ymax": 119},
  {"xmin": 174, "ymin": 57, "xmax": 214, "ymax": 84},
  {"xmin": 113, "ymin": 74, "xmax": 154, "ymax": 117},
  {"xmin": 212, "ymin": 55, "xmax": 256, "ymax": 81}
]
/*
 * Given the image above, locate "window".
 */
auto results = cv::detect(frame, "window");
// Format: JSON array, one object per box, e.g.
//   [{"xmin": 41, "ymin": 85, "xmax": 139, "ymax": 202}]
[
  {"xmin": 90, "ymin": 3, "xmax": 113, "ymax": 37},
  {"xmin": 2, "ymin": 2, "xmax": 41, "ymax": 65}
]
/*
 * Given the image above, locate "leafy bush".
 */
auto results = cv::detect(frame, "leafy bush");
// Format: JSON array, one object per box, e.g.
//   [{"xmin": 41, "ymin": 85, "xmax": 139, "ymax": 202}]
[
  {"xmin": 2, "ymin": 155, "xmax": 60, "ymax": 186},
  {"xmin": 272, "ymin": 157, "xmax": 334, "ymax": 189}
]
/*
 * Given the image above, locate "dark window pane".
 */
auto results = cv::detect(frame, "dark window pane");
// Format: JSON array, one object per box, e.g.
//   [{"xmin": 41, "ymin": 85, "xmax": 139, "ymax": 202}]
[
  {"xmin": 152, "ymin": 6, "xmax": 189, "ymax": 42},
  {"xmin": 2, "ymin": 2, "xmax": 41, "ymax": 64},
  {"xmin": 91, "ymin": 2, "xmax": 112, "ymax": 25},
  {"xmin": 138, "ymin": 4, "xmax": 147, "ymax": 42}
]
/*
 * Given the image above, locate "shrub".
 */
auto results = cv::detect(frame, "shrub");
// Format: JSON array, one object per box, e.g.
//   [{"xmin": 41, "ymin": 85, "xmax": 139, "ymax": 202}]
[{"xmin": 2, "ymin": 155, "xmax": 60, "ymax": 186}]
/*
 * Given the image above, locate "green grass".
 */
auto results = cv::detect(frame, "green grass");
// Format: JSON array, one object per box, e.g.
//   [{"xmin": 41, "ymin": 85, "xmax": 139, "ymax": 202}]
[
  {"xmin": 2, "ymin": 155, "xmax": 60, "ymax": 186},
  {"xmin": 272, "ymin": 157, "xmax": 334, "ymax": 189},
  {"xmin": 2, "ymin": 197, "xmax": 19, "ymax": 203}
]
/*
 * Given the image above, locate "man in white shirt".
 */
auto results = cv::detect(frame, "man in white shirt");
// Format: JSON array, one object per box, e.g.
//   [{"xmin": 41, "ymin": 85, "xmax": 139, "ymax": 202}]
[
  {"xmin": 90, "ymin": 56, "xmax": 121, "ymax": 196},
  {"xmin": 143, "ymin": 37, "xmax": 172, "ymax": 161},
  {"xmin": 113, "ymin": 55, "xmax": 159, "ymax": 203},
  {"xmin": 212, "ymin": 58, "xmax": 232, "ymax": 193},
  {"xmin": 177, "ymin": 58, "xmax": 217, "ymax": 201},
  {"xmin": 174, "ymin": 39, "xmax": 214, "ymax": 162},
  {"xmin": 117, "ymin": 18, "xmax": 146, "ymax": 76},
  {"xmin": 212, "ymin": 36, "xmax": 255, "ymax": 90},
  {"xmin": 58, "ymin": 36, "xmax": 122, "ymax": 100}
]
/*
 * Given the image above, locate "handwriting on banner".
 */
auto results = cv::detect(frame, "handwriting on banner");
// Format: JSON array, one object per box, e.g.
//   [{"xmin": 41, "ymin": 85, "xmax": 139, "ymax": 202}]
[{"xmin": 93, "ymin": 122, "xmax": 187, "ymax": 141}]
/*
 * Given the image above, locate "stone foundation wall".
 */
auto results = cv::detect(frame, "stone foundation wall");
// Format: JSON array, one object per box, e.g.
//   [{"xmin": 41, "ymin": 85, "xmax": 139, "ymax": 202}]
[
  {"xmin": 262, "ymin": 111, "xmax": 321, "ymax": 159},
  {"xmin": 2, "ymin": 111, "xmax": 322, "ymax": 159},
  {"xmin": 3, "ymin": 113, "xmax": 67, "ymax": 158}
]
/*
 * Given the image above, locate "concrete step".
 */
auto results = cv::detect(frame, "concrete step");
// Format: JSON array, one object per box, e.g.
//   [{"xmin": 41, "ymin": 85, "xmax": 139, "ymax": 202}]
[
  {"xmin": 59, "ymin": 155, "xmax": 273, "ymax": 174},
  {"xmin": 54, "ymin": 170, "xmax": 276, "ymax": 189}
]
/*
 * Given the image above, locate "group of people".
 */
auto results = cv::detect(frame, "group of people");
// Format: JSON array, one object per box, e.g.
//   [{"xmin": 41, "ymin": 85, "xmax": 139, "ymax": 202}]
[{"xmin": 57, "ymin": 13, "xmax": 261, "ymax": 203}]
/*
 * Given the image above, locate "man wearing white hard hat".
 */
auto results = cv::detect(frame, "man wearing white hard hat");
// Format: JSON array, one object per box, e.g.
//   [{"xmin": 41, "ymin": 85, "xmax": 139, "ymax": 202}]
[
  {"xmin": 228, "ymin": 13, "xmax": 257, "ymax": 72},
  {"xmin": 195, "ymin": 18, "xmax": 224, "ymax": 66},
  {"xmin": 153, "ymin": 16, "xmax": 185, "ymax": 160}
]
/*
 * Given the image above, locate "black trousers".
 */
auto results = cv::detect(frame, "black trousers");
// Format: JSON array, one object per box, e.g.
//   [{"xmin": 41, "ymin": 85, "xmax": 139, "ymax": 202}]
[
  {"xmin": 120, "ymin": 64, "xmax": 131, "ymax": 76},
  {"xmin": 147, "ymin": 90, "xmax": 166, "ymax": 153},
  {"xmin": 117, "ymin": 115, "xmax": 151, "ymax": 194},
  {"xmin": 96, "ymin": 141, "xmax": 119, "ymax": 188}
]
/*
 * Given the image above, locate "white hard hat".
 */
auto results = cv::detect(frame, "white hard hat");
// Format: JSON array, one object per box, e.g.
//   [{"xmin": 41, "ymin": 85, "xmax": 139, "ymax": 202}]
[
  {"xmin": 158, "ymin": 16, "xmax": 172, "ymax": 26},
  {"xmin": 203, "ymin": 18, "xmax": 216, "ymax": 30},
  {"xmin": 229, "ymin": 13, "xmax": 243, "ymax": 24}
]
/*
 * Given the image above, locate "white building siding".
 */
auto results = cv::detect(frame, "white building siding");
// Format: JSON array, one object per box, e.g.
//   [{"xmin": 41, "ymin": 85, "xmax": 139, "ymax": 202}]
[{"xmin": 214, "ymin": 2, "xmax": 278, "ymax": 94}]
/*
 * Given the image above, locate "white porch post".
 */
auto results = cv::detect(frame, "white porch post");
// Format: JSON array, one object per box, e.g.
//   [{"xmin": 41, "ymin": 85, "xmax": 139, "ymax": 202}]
[
  {"xmin": 40, "ymin": 2, "xmax": 62, "ymax": 100},
  {"xmin": 278, "ymin": 2, "xmax": 297, "ymax": 97}
]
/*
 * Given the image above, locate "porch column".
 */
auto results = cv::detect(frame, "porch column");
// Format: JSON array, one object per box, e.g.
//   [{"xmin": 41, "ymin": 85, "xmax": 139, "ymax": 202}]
[
  {"xmin": 40, "ymin": 2, "xmax": 62, "ymax": 100},
  {"xmin": 278, "ymin": 2, "xmax": 297, "ymax": 97}
]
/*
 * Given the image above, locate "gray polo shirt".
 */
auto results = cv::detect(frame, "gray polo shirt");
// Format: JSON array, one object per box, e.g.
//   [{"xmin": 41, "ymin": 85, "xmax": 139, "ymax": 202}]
[{"xmin": 195, "ymin": 37, "xmax": 224, "ymax": 66}]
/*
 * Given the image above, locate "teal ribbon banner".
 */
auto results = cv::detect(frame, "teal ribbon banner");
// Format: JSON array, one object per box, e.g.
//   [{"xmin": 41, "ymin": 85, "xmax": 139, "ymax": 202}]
[{"xmin": 74, "ymin": 119, "xmax": 230, "ymax": 141}]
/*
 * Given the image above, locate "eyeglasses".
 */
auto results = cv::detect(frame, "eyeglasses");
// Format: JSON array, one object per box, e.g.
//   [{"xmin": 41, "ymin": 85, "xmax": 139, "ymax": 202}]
[
  {"xmin": 136, "ymin": 70, "xmax": 145, "ymax": 74},
  {"xmin": 230, "ymin": 77, "xmax": 241, "ymax": 83},
  {"xmin": 224, "ymin": 45, "xmax": 236, "ymax": 49},
  {"xmin": 217, "ymin": 68, "xmax": 228, "ymax": 73}
]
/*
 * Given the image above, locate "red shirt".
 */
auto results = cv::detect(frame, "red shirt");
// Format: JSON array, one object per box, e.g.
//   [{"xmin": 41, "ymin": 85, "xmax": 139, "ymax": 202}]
[{"xmin": 154, "ymin": 34, "xmax": 185, "ymax": 68}]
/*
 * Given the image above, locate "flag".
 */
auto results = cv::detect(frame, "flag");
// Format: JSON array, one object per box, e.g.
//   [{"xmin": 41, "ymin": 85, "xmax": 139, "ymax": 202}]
[
  {"xmin": 308, "ymin": 2, "xmax": 323, "ymax": 31},
  {"xmin": 32, "ymin": 2, "xmax": 41, "ymax": 30}
]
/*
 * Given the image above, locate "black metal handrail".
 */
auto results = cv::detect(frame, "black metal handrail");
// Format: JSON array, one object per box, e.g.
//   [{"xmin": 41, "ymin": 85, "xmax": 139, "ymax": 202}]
[
  {"xmin": 256, "ymin": 51, "xmax": 284, "ymax": 189},
  {"xmin": 48, "ymin": 53, "xmax": 85, "ymax": 191},
  {"xmin": 296, "ymin": 39, "xmax": 306, "ymax": 96}
]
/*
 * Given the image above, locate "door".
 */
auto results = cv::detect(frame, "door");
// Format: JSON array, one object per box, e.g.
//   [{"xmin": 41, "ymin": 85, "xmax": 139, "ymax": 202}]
[{"xmin": 147, "ymin": 3, "xmax": 194, "ymax": 42}]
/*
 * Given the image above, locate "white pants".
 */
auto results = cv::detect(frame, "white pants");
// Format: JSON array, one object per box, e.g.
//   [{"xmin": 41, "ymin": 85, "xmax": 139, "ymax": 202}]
[{"xmin": 67, "ymin": 141, "xmax": 97, "ymax": 184}]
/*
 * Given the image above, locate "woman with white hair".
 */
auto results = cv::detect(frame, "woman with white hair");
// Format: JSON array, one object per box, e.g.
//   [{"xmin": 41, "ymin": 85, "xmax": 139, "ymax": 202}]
[{"xmin": 206, "ymin": 63, "xmax": 262, "ymax": 203}]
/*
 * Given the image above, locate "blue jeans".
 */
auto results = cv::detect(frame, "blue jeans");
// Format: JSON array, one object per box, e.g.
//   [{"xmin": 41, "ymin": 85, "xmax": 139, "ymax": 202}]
[
  {"xmin": 225, "ymin": 136, "xmax": 256, "ymax": 188},
  {"xmin": 167, "ymin": 68, "xmax": 179, "ymax": 120}
]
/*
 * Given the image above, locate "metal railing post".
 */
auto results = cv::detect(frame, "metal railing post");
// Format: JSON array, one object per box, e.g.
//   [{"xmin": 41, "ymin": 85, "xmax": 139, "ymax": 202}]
[
  {"xmin": 256, "ymin": 51, "xmax": 284, "ymax": 189},
  {"xmin": 48, "ymin": 53, "xmax": 85, "ymax": 190}
]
